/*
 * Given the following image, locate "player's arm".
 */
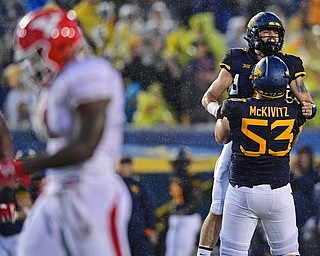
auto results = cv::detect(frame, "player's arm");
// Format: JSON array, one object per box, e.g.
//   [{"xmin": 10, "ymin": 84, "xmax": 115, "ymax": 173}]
[
  {"xmin": 215, "ymin": 117, "xmax": 231, "ymax": 145},
  {"xmin": 0, "ymin": 113, "xmax": 15, "ymax": 186},
  {"xmin": 21, "ymin": 99, "xmax": 110, "ymax": 173},
  {"xmin": 292, "ymin": 125, "xmax": 303, "ymax": 146},
  {"xmin": 292, "ymin": 101, "xmax": 307, "ymax": 146},
  {"xmin": 202, "ymin": 68, "xmax": 233, "ymax": 119},
  {"xmin": 0, "ymin": 113, "xmax": 14, "ymax": 158},
  {"xmin": 290, "ymin": 76, "xmax": 316, "ymax": 119},
  {"xmin": 214, "ymin": 100, "xmax": 232, "ymax": 144}
]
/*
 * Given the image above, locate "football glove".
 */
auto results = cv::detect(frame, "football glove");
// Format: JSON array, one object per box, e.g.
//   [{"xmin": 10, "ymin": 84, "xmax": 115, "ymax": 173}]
[
  {"xmin": 0, "ymin": 159, "xmax": 27, "ymax": 186},
  {"xmin": 308, "ymin": 104, "xmax": 317, "ymax": 119}
]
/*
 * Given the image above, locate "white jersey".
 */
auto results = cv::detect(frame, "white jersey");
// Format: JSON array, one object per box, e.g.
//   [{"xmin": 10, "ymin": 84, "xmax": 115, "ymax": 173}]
[
  {"xmin": 42, "ymin": 56, "xmax": 124, "ymax": 185},
  {"xmin": 20, "ymin": 57, "xmax": 131, "ymax": 256}
]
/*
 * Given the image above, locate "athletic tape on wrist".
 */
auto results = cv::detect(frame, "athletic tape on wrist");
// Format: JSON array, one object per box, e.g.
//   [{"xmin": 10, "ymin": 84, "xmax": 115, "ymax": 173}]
[{"xmin": 207, "ymin": 102, "xmax": 220, "ymax": 118}]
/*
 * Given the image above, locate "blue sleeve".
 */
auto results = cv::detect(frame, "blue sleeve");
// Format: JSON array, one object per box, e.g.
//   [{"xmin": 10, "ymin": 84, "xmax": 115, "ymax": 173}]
[{"xmin": 221, "ymin": 99, "xmax": 232, "ymax": 119}]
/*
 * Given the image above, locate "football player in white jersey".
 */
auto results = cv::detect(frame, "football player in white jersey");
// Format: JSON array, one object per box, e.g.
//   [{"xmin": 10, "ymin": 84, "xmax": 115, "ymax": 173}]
[{"xmin": 0, "ymin": 7, "xmax": 132, "ymax": 256}]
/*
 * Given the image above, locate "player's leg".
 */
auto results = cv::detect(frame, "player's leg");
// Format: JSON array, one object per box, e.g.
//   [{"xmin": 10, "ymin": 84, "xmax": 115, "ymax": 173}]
[
  {"xmin": 0, "ymin": 234, "xmax": 18, "ymax": 256},
  {"xmin": 261, "ymin": 184, "xmax": 299, "ymax": 256},
  {"xmin": 0, "ymin": 237, "xmax": 5, "ymax": 256},
  {"xmin": 197, "ymin": 142, "xmax": 232, "ymax": 255},
  {"xmin": 17, "ymin": 194, "xmax": 67, "ymax": 256},
  {"xmin": 108, "ymin": 176, "xmax": 132, "ymax": 256},
  {"xmin": 18, "ymin": 174, "xmax": 132, "ymax": 256},
  {"xmin": 210, "ymin": 141, "xmax": 232, "ymax": 215},
  {"xmin": 2, "ymin": 233, "xmax": 20, "ymax": 256},
  {"xmin": 166, "ymin": 214, "xmax": 202, "ymax": 256},
  {"xmin": 220, "ymin": 185, "xmax": 258, "ymax": 256},
  {"xmin": 77, "ymin": 174, "xmax": 132, "ymax": 256},
  {"xmin": 180, "ymin": 213, "xmax": 202, "ymax": 255},
  {"xmin": 165, "ymin": 215, "xmax": 180, "ymax": 256}
]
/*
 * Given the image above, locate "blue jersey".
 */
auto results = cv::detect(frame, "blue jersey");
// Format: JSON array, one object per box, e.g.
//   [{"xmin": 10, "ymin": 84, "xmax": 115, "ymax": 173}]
[
  {"xmin": 122, "ymin": 175, "xmax": 157, "ymax": 256},
  {"xmin": 221, "ymin": 97, "xmax": 306, "ymax": 188},
  {"xmin": 169, "ymin": 172, "xmax": 203, "ymax": 215},
  {"xmin": 122, "ymin": 176, "xmax": 156, "ymax": 233},
  {"xmin": 220, "ymin": 48, "xmax": 306, "ymax": 98}
]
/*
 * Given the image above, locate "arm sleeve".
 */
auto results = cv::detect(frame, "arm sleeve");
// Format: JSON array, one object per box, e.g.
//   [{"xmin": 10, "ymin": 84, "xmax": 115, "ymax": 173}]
[
  {"xmin": 287, "ymin": 55, "xmax": 306, "ymax": 80},
  {"xmin": 219, "ymin": 49, "xmax": 232, "ymax": 72}
]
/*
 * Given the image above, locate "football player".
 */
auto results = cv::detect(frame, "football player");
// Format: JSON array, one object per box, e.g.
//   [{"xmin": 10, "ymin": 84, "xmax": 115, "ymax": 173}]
[
  {"xmin": 0, "ymin": 7, "xmax": 132, "ymax": 256},
  {"xmin": 197, "ymin": 11, "xmax": 316, "ymax": 255},
  {"xmin": 165, "ymin": 148, "xmax": 203, "ymax": 256},
  {"xmin": 216, "ymin": 56, "xmax": 304, "ymax": 255}
]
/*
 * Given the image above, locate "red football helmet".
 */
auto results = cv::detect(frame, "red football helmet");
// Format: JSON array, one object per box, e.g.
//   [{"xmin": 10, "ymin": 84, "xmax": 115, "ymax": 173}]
[{"xmin": 14, "ymin": 8, "xmax": 84, "ymax": 92}]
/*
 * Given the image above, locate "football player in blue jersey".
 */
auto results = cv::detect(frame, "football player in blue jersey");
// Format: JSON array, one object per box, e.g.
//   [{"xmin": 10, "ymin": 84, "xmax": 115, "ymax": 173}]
[
  {"xmin": 166, "ymin": 148, "xmax": 203, "ymax": 256},
  {"xmin": 215, "ymin": 55, "xmax": 304, "ymax": 256},
  {"xmin": 197, "ymin": 11, "xmax": 316, "ymax": 256}
]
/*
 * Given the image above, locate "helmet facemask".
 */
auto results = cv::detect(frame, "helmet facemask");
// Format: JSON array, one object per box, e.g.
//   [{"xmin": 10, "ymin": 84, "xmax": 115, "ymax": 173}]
[
  {"xmin": 245, "ymin": 12, "xmax": 285, "ymax": 55},
  {"xmin": 250, "ymin": 25, "xmax": 285, "ymax": 55},
  {"xmin": 16, "ymin": 45, "xmax": 58, "ymax": 93}
]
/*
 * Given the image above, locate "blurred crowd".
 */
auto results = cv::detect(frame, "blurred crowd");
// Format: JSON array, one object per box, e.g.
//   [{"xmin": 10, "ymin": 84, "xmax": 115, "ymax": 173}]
[{"xmin": 0, "ymin": 0, "xmax": 320, "ymax": 130}]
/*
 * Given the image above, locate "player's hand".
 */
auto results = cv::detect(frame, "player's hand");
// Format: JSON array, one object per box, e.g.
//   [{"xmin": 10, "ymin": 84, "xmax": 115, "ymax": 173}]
[
  {"xmin": 0, "ymin": 159, "xmax": 26, "ymax": 186},
  {"xmin": 301, "ymin": 101, "xmax": 317, "ymax": 119},
  {"xmin": 0, "ymin": 203, "xmax": 17, "ymax": 223},
  {"xmin": 216, "ymin": 105, "xmax": 224, "ymax": 119}
]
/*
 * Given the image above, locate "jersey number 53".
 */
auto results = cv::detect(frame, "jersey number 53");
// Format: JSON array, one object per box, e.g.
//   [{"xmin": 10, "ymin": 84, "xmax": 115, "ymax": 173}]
[{"xmin": 240, "ymin": 118, "xmax": 295, "ymax": 157}]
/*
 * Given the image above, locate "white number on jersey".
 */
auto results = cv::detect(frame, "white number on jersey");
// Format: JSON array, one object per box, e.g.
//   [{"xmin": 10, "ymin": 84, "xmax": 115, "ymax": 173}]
[{"xmin": 228, "ymin": 74, "xmax": 239, "ymax": 96}]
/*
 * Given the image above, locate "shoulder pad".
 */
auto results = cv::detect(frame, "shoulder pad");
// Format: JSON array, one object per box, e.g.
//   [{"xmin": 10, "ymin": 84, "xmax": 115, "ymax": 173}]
[
  {"xmin": 278, "ymin": 51, "xmax": 300, "ymax": 59},
  {"xmin": 220, "ymin": 62, "xmax": 231, "ymax": 71}
]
